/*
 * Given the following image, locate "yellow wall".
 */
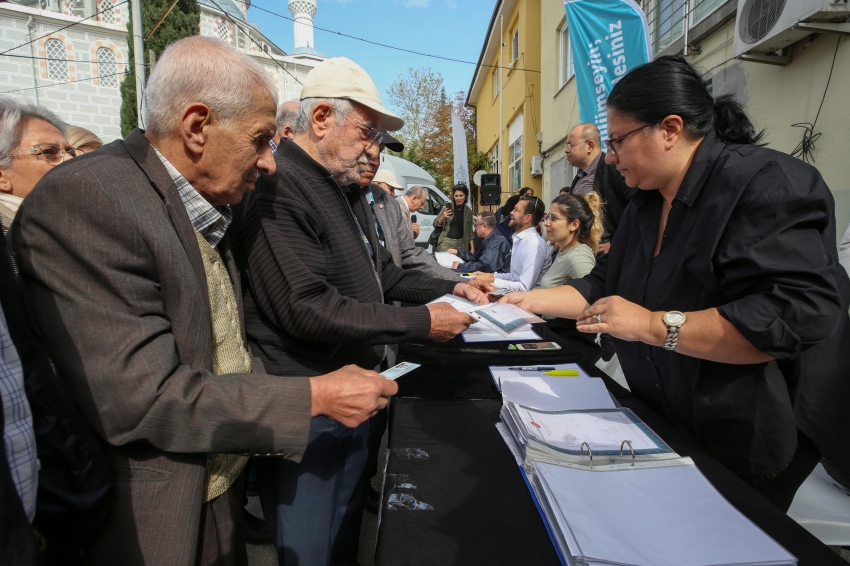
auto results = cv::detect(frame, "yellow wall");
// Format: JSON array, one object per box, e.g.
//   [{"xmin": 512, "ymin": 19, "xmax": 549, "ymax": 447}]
[
  {"xmin": 471, "ymin": 0, "xmax": 542, "ymax": 206},
  {"xmin": 539, "ymin": 0, "xmax": 579, "ymax": 207}
]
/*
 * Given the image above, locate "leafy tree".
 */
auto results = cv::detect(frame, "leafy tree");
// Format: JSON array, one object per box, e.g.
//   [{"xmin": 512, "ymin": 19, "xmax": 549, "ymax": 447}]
[
  {"xmin": 120, "ymin": 0, "xmax": 201, "ymax": 136},
  {"xmin": 387, "ymin": 67, "xmax": 444, "ymax": 148},
  {"xmin": 387, "ymin": 68, "xmax": 489, "ymax": 196}
]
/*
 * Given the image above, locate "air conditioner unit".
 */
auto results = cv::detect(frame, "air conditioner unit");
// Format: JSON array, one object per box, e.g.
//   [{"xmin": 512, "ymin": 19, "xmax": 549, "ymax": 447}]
[
  {"xmin": 530, "ymin": 155, "xmax": 543, "ymax": 177},
  {"xmin": 733, "ymin": 0, "xmax": 849, "ymax": 59}
]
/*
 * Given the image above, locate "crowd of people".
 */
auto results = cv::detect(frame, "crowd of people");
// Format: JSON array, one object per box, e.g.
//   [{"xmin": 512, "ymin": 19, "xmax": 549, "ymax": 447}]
[{"xmin": 0, "ymin": 34, "xmax": 848, "ymax": 566}]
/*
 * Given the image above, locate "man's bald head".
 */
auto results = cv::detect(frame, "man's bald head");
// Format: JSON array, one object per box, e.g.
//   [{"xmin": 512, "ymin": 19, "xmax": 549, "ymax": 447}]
[
  {"xmin": 564, "ymin": 122, "xmax": 602, "ymax": 171},
  {"xmin": 274, "ymin": 100, "xmax": 300, "ymax": 144}
]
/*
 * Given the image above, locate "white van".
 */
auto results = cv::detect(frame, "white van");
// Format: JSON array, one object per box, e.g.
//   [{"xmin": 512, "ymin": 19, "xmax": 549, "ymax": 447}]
[{"xmin": 377, "ymin": 153, "xmax": 451, "ymax": 247}]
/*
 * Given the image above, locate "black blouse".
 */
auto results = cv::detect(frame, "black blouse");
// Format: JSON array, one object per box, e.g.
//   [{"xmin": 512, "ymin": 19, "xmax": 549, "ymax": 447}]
[{"xmin": 569, "ymin": 131, "xmax": 846, "ymax": 481}]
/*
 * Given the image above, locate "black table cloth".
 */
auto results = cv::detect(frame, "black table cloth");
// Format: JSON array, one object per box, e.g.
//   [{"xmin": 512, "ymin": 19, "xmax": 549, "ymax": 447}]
[{"xmin": 377, "ymin": 342, "xmax": 846, "ymax": 566}]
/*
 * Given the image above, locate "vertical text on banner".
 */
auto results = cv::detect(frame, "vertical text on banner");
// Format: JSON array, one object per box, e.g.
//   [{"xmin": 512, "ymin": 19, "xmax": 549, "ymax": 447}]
[{"xmin": 564, "ymin": 0, "xmax": 652, "ymax": 141}]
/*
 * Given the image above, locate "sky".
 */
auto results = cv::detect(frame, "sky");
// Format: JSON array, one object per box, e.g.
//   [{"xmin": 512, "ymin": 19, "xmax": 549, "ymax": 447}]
[{"xmin": 246, "ymin": 0, "xmax": 496, "ymax": 112}]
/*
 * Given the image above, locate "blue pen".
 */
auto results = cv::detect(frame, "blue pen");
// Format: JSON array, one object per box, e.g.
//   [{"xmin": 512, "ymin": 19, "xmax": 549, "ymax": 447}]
[{"xmin": 507, "ymin": 366, "xmax": 557, "ymax": 371}]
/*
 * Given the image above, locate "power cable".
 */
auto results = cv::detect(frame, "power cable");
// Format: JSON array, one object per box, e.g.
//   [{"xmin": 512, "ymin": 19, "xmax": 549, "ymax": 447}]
[
  {"xmin": 791, "ymin": 36, "xmax": 841, "ymax": 163},
  {"xmin": 0, "ymin": 71, "xmax": 123, "ymax": 94},
  {"xmin": 0, "ymin": 0, "xmax": 130, "ymax": 56},
  {"xmin": 205, "ymin": 0, "xmax": 302, "ymax": 85},
  {"xmin": 248, "ymin": 3, "xmax": 541, "ymax": 73}
]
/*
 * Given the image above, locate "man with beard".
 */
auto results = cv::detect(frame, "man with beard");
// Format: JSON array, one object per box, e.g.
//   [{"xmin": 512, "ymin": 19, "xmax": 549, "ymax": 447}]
[
  {"xmin": 472, "ymin": 196, "xmax": 550, "ymax": 292},
  {"xmin": 236, "ymin": 57, "xmax": 485, "ymax": 565}
]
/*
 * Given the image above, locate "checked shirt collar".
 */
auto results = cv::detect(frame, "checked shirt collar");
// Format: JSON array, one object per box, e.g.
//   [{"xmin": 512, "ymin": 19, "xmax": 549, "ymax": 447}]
[{"xmin": 153, "ymin": 148, "xmax": 232, "ymax": 249}]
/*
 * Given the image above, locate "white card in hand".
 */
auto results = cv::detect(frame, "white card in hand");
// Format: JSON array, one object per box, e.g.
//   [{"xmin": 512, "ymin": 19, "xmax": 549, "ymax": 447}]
[{"xmin": 381, "ymin": 362, "xmax": 421, "ymax": 380}]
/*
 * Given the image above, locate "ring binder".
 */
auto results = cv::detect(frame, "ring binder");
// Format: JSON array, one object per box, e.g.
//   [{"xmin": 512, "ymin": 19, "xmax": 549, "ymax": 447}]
[
  {"xmin": 580, "ymin": 442, "xmax": 593, "ymax": 469},
  {"xmin": 620, "ymin": 440, "xmax": 635, "ymax": 467}
]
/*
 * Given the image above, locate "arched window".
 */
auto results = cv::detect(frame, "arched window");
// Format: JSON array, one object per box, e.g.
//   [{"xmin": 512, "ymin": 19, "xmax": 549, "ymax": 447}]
[
  {"xmin": 216, "ymin": 19, "xmax": 230, "ymax": 43},
  {"xmin": 97, "ymin": 47, "xmax": 118, "ymax": 87},
  {"xmin": 99, "ymin": 0, "xmax": 115, "ymax": 24},
  {"xmin": 45, "ymin": 39, "xmax": 68, "ymax": 81}
]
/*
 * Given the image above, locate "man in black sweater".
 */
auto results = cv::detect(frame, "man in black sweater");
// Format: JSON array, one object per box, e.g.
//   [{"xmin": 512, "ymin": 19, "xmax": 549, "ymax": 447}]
[{"xmin": 237, "ymin": 57, "xmax": 485, "ymax": 566}]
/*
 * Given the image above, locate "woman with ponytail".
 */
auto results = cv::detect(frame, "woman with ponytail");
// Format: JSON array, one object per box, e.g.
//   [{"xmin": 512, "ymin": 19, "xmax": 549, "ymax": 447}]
[
  {"xmin": 539, "ymin": 192, "xmax": 603, "ymax": 361},
  {"xmin": 501, "ymin": 55, "xmax": 849, "ymax": 509}
]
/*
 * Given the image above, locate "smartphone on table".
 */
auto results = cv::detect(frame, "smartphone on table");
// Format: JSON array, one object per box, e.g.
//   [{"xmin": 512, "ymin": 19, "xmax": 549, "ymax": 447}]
[{"xmin": 515, "ymin": 342, "xmax": 562, "ymax": 351}]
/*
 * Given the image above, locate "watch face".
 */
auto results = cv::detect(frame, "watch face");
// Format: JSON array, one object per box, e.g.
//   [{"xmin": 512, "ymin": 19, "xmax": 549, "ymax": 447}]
[{"xmin": 665, "ymin": 312, "xmax": 685, "ymax": 325}]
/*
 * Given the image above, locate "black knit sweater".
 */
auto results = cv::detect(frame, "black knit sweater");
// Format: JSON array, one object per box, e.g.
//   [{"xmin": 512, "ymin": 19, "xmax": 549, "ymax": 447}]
[{"xmin": 236, "ymin": 140, "xmax": 457, "ymax": 377}]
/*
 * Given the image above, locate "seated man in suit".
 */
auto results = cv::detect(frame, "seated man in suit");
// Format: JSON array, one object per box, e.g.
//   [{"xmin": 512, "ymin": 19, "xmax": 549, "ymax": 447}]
[
  {"xmin": 12, "ymin": 37, "xmax": 395, "ymax": 565},
  {"xmin": 448, "ymin": 211, "xmax": 511, "ymax": 273}
]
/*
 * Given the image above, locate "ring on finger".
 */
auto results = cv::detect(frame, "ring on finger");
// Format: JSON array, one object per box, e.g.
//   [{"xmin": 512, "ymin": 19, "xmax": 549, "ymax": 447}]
[{"xmin": 594, "ymin": 314, "xmax": 602, "ymax": 324}]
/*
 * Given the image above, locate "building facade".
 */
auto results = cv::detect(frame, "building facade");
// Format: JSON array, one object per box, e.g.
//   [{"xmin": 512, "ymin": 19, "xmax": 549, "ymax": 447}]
[
  {"xmin": 0, "ymin": 1, "xmax": 129, "ymax": 141},
  {"xmin": 471, "ymin": 0, "xmax": 848, "ymax": 233},
  {"xmin": 467, "ymin": 0, "xmax": 542, "ymax": 206},
  {"xmin": 536, "ymin": 0, "xmax": 849, "ymax": 236},
  {"xmin": 0, "ymin": 0, "xmax": 326, "ymax": 143}
]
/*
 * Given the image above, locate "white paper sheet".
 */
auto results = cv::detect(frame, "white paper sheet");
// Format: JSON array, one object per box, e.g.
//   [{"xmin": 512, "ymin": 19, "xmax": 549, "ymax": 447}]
[
  {"xmin": 501, "ymin": 377, "xmax": 615, "ymax": 411},
  {"xmin": 435, "ymin": 252, "xmax": 463, "ymax": 268},
  {"xmin": 536, "ymin": 463, "xmax": 797, "ymax": 566},
  {"xmin": 490, "ymin": 364, "xmax": 591, "ymax": 391},
  {"xmin": 461, "ymin": 322, "xmax": 541, "ymax": 343},
  {"xmin": 516, "ymin": 408, "xmax": 658, "ymax": 453}
]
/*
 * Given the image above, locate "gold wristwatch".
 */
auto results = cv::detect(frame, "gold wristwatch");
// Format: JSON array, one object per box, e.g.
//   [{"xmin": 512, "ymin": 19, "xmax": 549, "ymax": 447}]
[{"xmin": 662, "ymin": 311, "xmax": 686, "ymax": 351}]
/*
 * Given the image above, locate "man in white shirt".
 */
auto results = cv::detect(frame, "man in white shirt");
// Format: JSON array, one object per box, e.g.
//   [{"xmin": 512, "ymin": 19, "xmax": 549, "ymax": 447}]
[{"xmin": 472, "ymin": 196, "xmax": 550, "ymax": 291}]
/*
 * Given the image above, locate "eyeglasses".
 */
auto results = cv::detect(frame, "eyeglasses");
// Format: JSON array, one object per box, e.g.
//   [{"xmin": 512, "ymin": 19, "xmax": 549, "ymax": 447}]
[
  {"xmin": 343, "ymin": 114, "xmax": 383, "ymax": 144},
  {"xmin": 605, "ymin": 123, "xmax": 656, "ymax": 156},
  {"xmin": 10, "ymin": 143, "xmax": 76, "ymax": 165},
  {"xmin": 542, "ymin": 213, "xmax": 567, "ymax": 223},
  {"xmin": 564, "ymin": 140, "xmax": 588, "ymax": 150}
]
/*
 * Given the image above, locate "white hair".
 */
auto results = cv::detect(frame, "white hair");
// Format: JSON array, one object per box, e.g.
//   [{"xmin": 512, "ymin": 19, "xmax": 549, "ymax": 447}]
[
  {"xmin": 144, "ymin": 36, "xmax": 278, "ymax": 138},
  {"xmin": 405, "ymin": 185, "xmax": 426, "ymax": 199},
  {"xmin": 0, "ymin": 95, "xmax": 67, "ymax": 168},
  {"xmin": 293, "ymin": 98, "xmax": 353, "ymax": 134},
  {"xmin": 276, "ymin": 100, "xmax": 300, "ymax": 132}
]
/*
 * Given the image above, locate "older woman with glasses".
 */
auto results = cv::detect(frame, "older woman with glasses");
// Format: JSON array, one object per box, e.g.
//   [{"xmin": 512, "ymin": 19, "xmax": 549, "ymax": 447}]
[
  {"xmin": 0, "ymin": 96, "xmax": 74, "ymax": 234},
  {"xmin": 502, "ymin": 55, "xmax": 849, "ymax": 510}
]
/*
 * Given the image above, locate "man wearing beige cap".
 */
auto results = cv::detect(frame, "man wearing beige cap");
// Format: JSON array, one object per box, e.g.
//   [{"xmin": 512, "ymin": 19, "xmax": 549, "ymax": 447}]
[
  {"xmin": 372, "ymin": 168, "xmax": 402, "ymax": 196},
  {"xmin": 237, "ymin": 57, "xmax": 485, "ymax": 565}
]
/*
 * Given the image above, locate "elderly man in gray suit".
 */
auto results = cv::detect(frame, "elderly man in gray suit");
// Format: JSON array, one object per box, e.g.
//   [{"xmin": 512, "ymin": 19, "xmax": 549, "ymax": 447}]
[
  {"xmin": 366, "ymin": 181, "xmax": 459, "ymax": 287},
  {"xmin": 12, "ymin": 37, "xmax": 396, "ymax": 566}
]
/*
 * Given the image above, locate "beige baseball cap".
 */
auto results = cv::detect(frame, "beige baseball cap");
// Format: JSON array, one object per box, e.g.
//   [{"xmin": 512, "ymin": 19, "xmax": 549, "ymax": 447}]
[
  {"xmin": 373, "ymin": 169, "xmax": 403, "ymax": 189},
  {"xmin": 300, "ymin": 57, "xmax": 404, "ymax": 132}
]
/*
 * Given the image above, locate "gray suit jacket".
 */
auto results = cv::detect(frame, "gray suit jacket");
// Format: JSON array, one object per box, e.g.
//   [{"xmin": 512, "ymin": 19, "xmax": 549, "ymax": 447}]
[
  {"xmin": 373, "ymin": 186, "xmax": 460, "ymax": 284},
  {"xmin": 12, "ymin": 129, "xmax": 312, "ymax": 565},
  {"xmin": 395, "ymin": 194, "xmax": 412, "ymax": 232}
]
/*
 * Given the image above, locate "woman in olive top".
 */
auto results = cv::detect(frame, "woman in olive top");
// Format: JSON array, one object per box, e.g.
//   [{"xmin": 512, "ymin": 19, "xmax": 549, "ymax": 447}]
[
  {"xmin": 541, "ymin": 192, "xmax": 602, "ymax": 361},
  {"xmin": 502, "ymin": 56, "xmax": 848, "ymax": 511},
  {"xmin": 435, "ymin": 184, "xmax": 474, "ymax": 252}
]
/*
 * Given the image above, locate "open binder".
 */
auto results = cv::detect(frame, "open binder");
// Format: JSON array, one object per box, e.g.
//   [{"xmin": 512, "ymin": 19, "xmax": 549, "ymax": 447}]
[{"xmin": 495, "ymin": 372, "xmax": 797, "ymax": 566}]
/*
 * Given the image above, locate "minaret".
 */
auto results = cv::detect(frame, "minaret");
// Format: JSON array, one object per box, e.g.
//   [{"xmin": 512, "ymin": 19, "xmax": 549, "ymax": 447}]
[{"xmin": 288, "ymin": 0, "xmax": 317, "ymax": 50}]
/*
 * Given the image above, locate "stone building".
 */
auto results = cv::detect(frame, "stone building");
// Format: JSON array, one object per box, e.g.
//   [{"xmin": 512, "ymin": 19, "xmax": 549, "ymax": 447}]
[{"xmin": 0, "ymin": 0, "xmax": 326, "ymax": 142}]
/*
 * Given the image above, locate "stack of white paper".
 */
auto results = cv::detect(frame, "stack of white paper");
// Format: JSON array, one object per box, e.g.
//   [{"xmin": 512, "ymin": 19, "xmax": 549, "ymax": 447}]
[
  {"xmin": 426, "ymin": 295, "xmax": 545, "ymax": 340},
  {"xmin": 500, "ymin": 405, "xmax": 679, "ymax": 469},
  {"xmin": 434, "ymin": 252, "xmax": 464, "ymax": 268},
  {"xmin": 532, "ymin": 462, "xmax": 797, "ymax": 566}
]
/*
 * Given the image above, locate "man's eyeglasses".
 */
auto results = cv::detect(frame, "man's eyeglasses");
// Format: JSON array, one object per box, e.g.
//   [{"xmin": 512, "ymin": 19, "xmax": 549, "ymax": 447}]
[
  {"xmin": 605, "ymin": 123, "xmax": 656, "ymax": 156},
  {"xmin": 343, "ymin": 114, "xmax": 383, "ymax": 144},
  {"xmin": 10, "ymin": 143, "xmax": 76, "ymax": 165},
  {"xmin": 565, "ymin": 140, "xmax": 588, "ymax": 150}
]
